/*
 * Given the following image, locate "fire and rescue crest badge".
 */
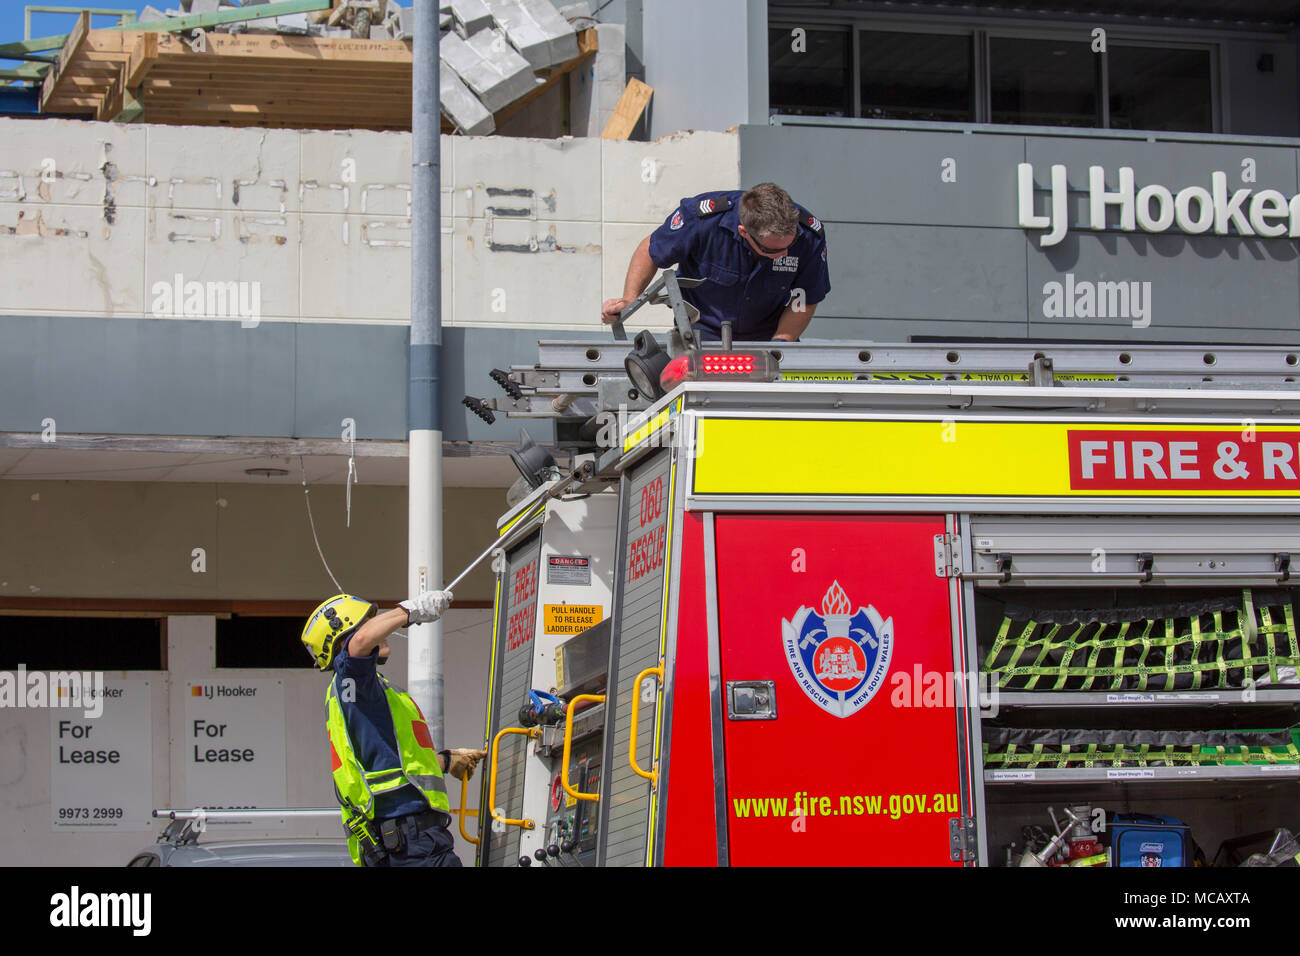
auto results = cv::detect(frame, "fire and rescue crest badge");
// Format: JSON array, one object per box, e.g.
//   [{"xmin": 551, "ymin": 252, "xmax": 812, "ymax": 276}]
[{"xmin": 781, "ymin": 580, "xmax": 893, "ymax": 718}]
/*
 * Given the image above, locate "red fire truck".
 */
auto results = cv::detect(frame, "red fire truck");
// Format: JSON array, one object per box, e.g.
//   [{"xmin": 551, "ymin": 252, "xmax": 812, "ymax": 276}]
[{"xmin": 464, "ymin": 275, "xmax": 1300, "ymax": 867}]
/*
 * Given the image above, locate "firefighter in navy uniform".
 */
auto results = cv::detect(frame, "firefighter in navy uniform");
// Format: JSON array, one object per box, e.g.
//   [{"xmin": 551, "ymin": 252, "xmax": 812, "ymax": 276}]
[
  {"xmin": 302, "ymin": 592, "xmax": 486, "ymax": 867},
  {"xmin": 601, "ymin": 182, "xmax": 831, "ymax": 341}
]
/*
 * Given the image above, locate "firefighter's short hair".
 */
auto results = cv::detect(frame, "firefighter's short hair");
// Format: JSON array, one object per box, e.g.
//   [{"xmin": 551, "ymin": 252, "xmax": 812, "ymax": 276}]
[{"xmin": 738, "ymin": 182, "xmax": 800, "ymax": 240}]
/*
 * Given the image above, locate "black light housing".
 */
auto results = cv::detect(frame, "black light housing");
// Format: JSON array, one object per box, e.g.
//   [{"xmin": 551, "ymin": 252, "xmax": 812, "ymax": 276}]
[
  {"xmin": 624, "ymin": 330, "xmax": 670, "ymax": 401},
  {"xmin": 508, "ymin": 429, "xmax": 558, "ymax": 490}
]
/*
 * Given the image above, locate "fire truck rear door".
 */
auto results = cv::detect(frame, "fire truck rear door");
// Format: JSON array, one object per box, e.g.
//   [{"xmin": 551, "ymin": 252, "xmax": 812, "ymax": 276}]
[{"xmin": 713, "ymin": 513, "xmax": 964, "ymax": 866}]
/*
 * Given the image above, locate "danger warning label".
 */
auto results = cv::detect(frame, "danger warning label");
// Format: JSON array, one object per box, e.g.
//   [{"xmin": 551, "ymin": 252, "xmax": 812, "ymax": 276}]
[
  {"xmin": 547, "ymin": 555, "xmax": 592, "ymax": 586},
  {"xmin": 544, "ymin": 604, "xmax": 603, "ymax": 635}
]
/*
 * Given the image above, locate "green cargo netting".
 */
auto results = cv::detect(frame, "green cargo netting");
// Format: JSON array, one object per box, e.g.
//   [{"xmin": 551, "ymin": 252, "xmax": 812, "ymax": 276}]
[
  {"xmin": 983, "ymin": 589, "xmax": 1300, "ymax": 691},
  {"xmin": 984, "ymin": 727, "xmax": 1300, "ymax": 769}
]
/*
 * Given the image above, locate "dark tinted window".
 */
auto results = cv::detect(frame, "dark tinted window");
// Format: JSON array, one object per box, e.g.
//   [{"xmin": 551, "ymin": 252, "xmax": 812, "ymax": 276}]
[
  {"xmin": 859, "ymin": 31, "xmax": 973, "ymax": 121},
  {"xmin": 990, "ymin": 37, "xmax": 1097, "ymax": 127},
  {"xmin": 0, "ymin": 617, "xmax": 163, "ymax": 670},
  {"xmin": 216, "ymin": 615, "xmax": 316, "ymax": 668},
  {"xmin": 1109, "ymin": 45, "xmax": 1213, "ymax": 132},
  {"xmin": 769, "ymin": 25, "xmax": 852, "ymax": 116}
]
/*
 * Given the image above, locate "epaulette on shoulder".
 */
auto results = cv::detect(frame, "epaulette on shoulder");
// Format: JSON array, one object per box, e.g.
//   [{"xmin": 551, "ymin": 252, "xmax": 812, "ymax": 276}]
[
  {"xmin": 799, "ymin": 209, "xmax": 824, "ymax": 236},
  {"xmin": 695, "ymin": 194, "xmax": 734, "ymax": 218}
]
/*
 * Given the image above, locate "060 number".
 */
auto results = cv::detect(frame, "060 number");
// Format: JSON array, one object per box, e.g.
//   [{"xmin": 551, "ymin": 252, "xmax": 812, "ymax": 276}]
[{"xmin": 639, "ymin": 478, "xmax": 663, "ymax": 527}]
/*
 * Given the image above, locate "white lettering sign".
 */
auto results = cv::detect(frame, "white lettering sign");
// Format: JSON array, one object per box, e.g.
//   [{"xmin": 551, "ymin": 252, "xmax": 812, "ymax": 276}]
[
  {"xmin": 50, "ymin": 679, "xmax": 153, "ymax": 831},
  {"xmin": 1018, "ymin": 162, "xmax": 1300, "ymax": 246},
  {"xmin": 183, "ymin": 679, "xmax": 286, "ymax": 820}
]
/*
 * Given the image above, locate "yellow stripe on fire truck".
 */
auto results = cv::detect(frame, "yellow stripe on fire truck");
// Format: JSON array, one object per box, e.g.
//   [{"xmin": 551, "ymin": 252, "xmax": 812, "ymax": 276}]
[
  {"xmin": 694, "ymin": 419, "xmax": 1300, "ymax": 497},
  {"xmin": 623, "ymin": 397, "xmax": 684, "ymax": 453}
]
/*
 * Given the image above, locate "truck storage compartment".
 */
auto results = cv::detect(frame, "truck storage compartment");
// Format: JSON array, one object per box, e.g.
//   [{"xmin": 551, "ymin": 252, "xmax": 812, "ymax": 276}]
[{"xmin": 968, "ymin": 526, "xmax": 1300, "ymax": 866}]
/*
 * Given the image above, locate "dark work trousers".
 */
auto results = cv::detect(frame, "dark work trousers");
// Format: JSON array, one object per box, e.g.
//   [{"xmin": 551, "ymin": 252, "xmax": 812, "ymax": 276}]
[{"xmin": 369, "ymin": 822, "xmax": 462, "ymax": 867}]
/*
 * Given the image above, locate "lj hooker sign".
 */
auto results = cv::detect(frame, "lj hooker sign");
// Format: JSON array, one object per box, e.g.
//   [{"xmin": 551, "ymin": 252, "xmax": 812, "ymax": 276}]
[{"xmin": 1017, "ymin": 162, "xmax": 1300, "ymax": 247}]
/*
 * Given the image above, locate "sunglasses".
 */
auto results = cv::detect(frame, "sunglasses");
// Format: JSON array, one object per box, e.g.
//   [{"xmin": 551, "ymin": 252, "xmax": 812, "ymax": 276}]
[{"xmin": 743, "ymin": 227, "xmax": 791, "ymax": 257}]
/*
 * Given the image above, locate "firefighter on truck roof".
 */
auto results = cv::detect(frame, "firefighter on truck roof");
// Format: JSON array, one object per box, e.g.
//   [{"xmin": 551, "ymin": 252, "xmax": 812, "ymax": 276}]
[
  {"xmin": 302, "ymin": 592, "xmax": 486, "ymax": 867},
  {"xmin": 601, "ymin": 182, "xmax": 831, "ymax": 342}
]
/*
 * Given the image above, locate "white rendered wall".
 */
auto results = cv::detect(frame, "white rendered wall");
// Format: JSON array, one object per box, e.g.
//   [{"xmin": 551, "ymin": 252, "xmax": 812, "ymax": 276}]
[{"xmin": 0, "ymin": 119, "xmax": 739, "ymax": 330}]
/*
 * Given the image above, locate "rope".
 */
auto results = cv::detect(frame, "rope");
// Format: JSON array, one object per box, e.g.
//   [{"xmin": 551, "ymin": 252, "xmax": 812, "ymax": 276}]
[{"xmin": 300, "ymin": 455, "xmax": 342, "ymax": 593}]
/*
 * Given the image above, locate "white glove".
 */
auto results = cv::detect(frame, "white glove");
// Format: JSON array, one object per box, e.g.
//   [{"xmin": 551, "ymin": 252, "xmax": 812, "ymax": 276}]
[{"xmin": 400, "ymin": 590, "xmax": 452, "ymax": 625}]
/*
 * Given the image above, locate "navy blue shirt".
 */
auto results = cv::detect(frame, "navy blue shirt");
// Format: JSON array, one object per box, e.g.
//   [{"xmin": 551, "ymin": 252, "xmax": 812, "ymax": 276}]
[
  {"xmin": 647, "ymin": 190, "xmax": 831, "ymax": 340},
  {"xmin": 333, "ymin": 636, "xmax": 428, "ymax": 820}
]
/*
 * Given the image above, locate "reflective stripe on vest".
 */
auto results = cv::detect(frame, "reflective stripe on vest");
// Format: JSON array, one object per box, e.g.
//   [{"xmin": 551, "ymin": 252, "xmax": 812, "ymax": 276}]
[{"xmin": 326, "ymin": 673, "xmax": 449, "ymax": 821}]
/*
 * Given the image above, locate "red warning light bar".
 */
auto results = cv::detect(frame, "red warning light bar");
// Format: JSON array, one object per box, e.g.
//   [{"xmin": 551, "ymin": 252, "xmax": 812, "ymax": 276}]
[{"xmin": 660, "ymin": 350, "xmax": 777, "ymax": 393}]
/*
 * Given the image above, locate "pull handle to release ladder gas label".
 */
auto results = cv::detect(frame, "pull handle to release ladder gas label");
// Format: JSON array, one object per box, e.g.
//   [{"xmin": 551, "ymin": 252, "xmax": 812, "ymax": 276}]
[
  {"xmin": 629, "ymin": 665, "xmax": 664, "ymax": 787},
  {"xmin": 489, "ymin": 726, "xmax": 541, "ymax": 831},
  {"xmin": 562, "ymin": 694, "xmax": 606, "ymax": 802}
]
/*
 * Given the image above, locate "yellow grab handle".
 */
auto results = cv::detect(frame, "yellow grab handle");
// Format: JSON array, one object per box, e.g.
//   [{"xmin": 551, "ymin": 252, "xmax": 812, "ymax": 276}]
[
  {"xmin": 562, "ymin": 694, "xmax": 606, "ymax": 802},
  {"xmin": 489, "ymin": 726, "xmax": 542, "ymax": 831},
  {"xmin": 456, "ymin": 774, "xmax": 480, "ymax": 845},
  {"xmin": 629, "ymin": 665, "xmax": 664, "ymax": 787}
]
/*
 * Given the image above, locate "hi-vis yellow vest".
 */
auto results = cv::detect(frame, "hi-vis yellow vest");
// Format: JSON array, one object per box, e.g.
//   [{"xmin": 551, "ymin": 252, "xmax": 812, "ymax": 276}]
[{"xmin": 326, "ymin": 673, "xmax": 450, "ymax": 861}]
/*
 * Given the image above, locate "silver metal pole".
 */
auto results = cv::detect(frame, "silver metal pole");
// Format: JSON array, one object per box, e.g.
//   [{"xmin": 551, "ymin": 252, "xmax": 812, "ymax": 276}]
[
  {"xmin": 409, "ymin": 0, "xmax": 444, "ymax": 745},
  {"xmin": 155, "ymin": 808, "xmax": 340, "ymax": 821}
]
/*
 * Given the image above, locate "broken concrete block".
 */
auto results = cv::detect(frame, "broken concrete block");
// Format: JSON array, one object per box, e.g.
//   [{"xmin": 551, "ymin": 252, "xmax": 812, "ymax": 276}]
[
  {"xmin": 138, "ymin": 5, "xmax": 169, "ymax": 22},
  {"xmin": 482, "ymin": 0, "xmax": 578, "ymax": 70},
  {"xmin": 440, "ymin": 66, "xmax": 495, "ymax": 135},
  {"xmin": 441, "ymin": 29, "xmax": 535, "ymax": 113},
  {"xmin": 373, "ymin": 4, "xmax": 408, "ymax": 39},
  {"xmin": 275, "ymin": 13, "xmax": 311, "ymax": 34},
  {"xmin": 570, "ymin": 21, "xmax": 621, "ymax": 135},
  {"xmin": 451, "ymin": 0, "xmax": 493, "ymax": 38},
  {"xmin": 188, "ymin": 0, "xmax": 221, "ymax": 12}
]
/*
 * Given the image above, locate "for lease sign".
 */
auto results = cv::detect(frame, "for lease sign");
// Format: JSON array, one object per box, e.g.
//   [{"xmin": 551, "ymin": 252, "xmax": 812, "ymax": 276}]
[
  {"xmin": 183, "ymin": 679, "xmax": 286, "ymax": 816},
  {"xmin": 49, "ymin": 679, "xmax": 153, "ymax": 832}
]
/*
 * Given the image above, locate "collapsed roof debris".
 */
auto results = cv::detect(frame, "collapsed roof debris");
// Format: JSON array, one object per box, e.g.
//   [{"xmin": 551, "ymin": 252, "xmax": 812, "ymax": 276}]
[{"xmin": 6, "ymin": 0, "xmax": 604, "ymax": 134}]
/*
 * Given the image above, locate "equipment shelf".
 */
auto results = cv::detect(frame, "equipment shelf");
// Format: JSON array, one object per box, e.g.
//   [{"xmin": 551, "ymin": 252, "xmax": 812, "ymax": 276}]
[
  {"xmin": 994, "ymin": 690, "xmax": 1300, "ymax": 708},
  {"xmin": 985, "ymin": 765, "xmax": 1300, "ymax": 783}
]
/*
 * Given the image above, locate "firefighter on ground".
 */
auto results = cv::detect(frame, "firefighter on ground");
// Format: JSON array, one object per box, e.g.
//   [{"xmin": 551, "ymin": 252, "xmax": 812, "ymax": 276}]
[
  {"xmin": 601, "ymin": 181, "xmax": 830, "ymax": 342},
  {"xmin": 302, "ymin": 591, "xmax": 485, "ymax": 867}
]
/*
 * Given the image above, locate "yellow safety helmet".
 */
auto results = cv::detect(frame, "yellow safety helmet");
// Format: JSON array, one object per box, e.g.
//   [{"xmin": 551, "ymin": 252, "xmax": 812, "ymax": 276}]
[{"xmin": 302, "ymin": 594, "xmax": 377, "ymax": 671}]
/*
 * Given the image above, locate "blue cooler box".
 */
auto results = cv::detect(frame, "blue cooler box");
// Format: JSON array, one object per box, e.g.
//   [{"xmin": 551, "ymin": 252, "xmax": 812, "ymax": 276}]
[{"xmin": 1107, "ymin": 813, "xmax": 1193, "ymax": 867}]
